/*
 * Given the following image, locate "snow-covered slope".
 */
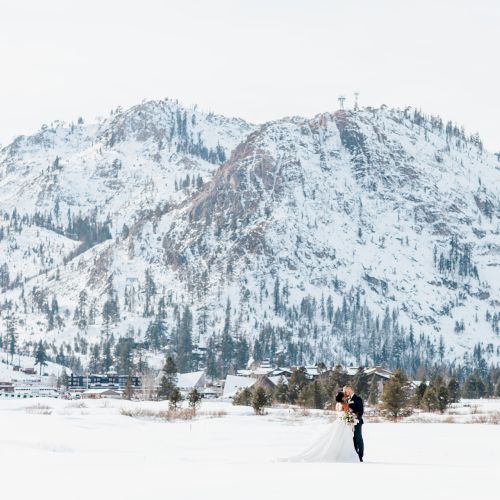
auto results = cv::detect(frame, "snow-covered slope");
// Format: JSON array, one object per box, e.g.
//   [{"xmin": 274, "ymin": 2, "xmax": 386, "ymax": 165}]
[{"xmin": 0, "ymin": 101, "xmax": 498, "ymax": 373}]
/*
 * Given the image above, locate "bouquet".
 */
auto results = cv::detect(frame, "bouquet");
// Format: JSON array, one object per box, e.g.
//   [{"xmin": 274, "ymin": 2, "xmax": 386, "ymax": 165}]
[{"xmin": 340, "ymin": 410, "xmax": 359, "ymax": 431}]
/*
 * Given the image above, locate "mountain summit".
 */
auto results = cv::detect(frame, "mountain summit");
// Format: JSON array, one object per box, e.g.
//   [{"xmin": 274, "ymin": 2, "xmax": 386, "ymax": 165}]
[{"xmin": 0, "ymin": 99, "xmax": 498, "ymax": 375}]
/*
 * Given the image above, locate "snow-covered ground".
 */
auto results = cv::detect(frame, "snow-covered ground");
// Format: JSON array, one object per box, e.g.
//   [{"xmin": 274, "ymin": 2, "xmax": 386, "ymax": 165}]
[
  {"xmin": 0, "ymin": 350, "xmax": 67, "ymax": 382},
  {"xmin": 1, "ymin": 398, "xmax": 498, "ymax": 499}
]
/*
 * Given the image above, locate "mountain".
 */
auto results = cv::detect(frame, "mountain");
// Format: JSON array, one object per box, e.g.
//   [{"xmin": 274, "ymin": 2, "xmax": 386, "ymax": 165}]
[{"xmin": 0, "ymin": 99, "xmax": 498, "ymax": 377}]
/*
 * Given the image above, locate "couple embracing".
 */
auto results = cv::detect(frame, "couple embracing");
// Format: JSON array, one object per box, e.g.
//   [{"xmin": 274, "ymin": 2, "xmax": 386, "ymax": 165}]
[{"xmin": 283, "ymin": 385, "xmax": 364, "ymax": 463}]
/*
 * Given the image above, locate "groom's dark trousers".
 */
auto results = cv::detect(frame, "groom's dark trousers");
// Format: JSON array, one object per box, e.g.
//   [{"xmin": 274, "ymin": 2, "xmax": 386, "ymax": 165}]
[
  {"xmin": 353, "ymin": 422, "xmax": 364, "ymax": 460},
  {"xmin": 348, "ymin": 394, "xmax": 364, "ymax": 461}
]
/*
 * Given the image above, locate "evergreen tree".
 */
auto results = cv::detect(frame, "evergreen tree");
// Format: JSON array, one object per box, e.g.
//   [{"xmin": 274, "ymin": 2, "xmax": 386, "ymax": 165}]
[
  {"xmin": 312, "ymin": 380, "xmax": 325, "ymax": 409},
  {"xmin": 114, "ymin": 337, "xmax": 135, "ymax": 374},
  {"xmin": 145, "ymin": 314, "xmax": 168, "ymax": 352},
  {"xmin": 462, "ymin": 372, "xmax": 485, "ymax": 399},
  {"xmin": 157, "ymin": 356, "xmax": 178, "ymax": 399},
  {"xmin": 233, "ymin": 387, "xmax": 253, "ymax": 406},
  {"xmin": 187, "ymin": 388, "xmax": 202, "ymax": 412},
  {"xmin": 34, "ymin": 341, "xmax": 48, "ymax": 375},
  {"xmin": 252, "ymin": 386, "xmax": 270, "ymax": 415},
  {"xmin": 352, "ymin": 367, "xmax": 369, "ymax": 399},
  {"xmin": 220, "ymin": 300, "xmax": 234, "ymax": 375},
  {"xmin": 447, "ymin": 378, "xmax": 460, "ymax": 403},
  {"xmin": 102, "ymin": 339, "xmax": 114, "ymax": 372},
  {"xmin": 89, "ymin": 344, "xmax": 101, "ymax": 373},
  {"xmin": 436, "ymin": 385, "xmax": 449, "ymax": 414},
  {"xmin": 6, "ymin": 319, "xmax": 17, "ymax": 364},
  {"xmin": 274, "ymin": 381, "xmax": 289, "ymax": 403},
  {"xmin": 273, "ymin": 277, "xmax": 280, "ymax": 314},
  {"xmin": 143, "ymin": 268, "xmax": 157, "ymax": 317},
  {"xmin": 234, "ymin": 337, "xmax": 249, "ymax": 370},
  {"xmin": 74, "ymin": 290, "xmax": 88, "ymax": 330},
  {"xmin": 176, "ymin": 306, "xmax": 193, "ymax": 372},
  {"xmin": 368, "ymin": 377, "xmax": 379, "ymax": 406},
  {"xmin": 169, "ymin": 387, "xmax": 182, "ymax": 410},
  {"xmin": 287, "ymin": 367, "xmax": 307, "ymax": 403},
  {"xmin": 205, "ymin": 336, "xmax": 218, "ymax": 381},
  {"xmin": 415, "ymin": 381, "xmax": 427, "ymax": 408},
  {"xmin": 421, "ymin": 386, "xmax": 438, "ymax": 412},
  {"xmin": 380, "ymin": 369, "xmax": 413, "ymax": 420},
  {"xmin": 59, "ymin": 369, "xmax": 69, "ymax": 390}
]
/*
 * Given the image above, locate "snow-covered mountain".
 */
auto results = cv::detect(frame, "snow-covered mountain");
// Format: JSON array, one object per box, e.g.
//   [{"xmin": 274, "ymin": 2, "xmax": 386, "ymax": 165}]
[{"xmin": 0, "ymin": 99, "xmax": 498, "ymax": 375}]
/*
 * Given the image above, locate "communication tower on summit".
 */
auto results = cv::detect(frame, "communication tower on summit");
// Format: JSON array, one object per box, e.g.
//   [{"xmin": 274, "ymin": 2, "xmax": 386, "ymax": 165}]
[
  {"xmin": 354, "ymin": 92, "xmax": 360, "ymax": 110},
  {"xmin": 338, "ymin": 95, "xmax": 346, "ymax": 110}
]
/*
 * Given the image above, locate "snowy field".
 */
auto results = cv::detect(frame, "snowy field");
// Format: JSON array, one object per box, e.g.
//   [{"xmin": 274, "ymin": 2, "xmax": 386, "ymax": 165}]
[{"xmin": 0, "ymin": 398, "xmax": 498, "ymax": 500}]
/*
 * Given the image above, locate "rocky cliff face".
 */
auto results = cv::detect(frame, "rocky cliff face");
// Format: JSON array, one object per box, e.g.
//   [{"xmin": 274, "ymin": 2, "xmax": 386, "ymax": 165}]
[{"xmin": 0, "ymin": 100, "xmax": 498, "ymax": 373}]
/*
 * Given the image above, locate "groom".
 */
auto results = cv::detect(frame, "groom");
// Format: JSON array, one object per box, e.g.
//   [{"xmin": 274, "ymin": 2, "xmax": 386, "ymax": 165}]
[{"xmin": 343, "ymin": 385, "xmax": 364, "ymax": 462}]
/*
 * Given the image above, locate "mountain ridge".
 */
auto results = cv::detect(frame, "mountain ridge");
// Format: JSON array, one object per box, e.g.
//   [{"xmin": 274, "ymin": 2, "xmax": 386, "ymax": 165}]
[{"xmin": 0, "ymin": 99, "xmax": 498, "ymax": 377}]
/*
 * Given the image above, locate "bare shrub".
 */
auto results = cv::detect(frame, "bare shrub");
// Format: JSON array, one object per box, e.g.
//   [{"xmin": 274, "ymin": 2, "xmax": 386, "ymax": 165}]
[
  {"xmin": 200, "ymin": 410, "xmax": 227, "ymax": 419},
  {"xmin": 444, "ymin": 415, "xmax": 455, "ymax": 424},
  {"xmin": 470, "ymin": 404, "xmax": 480, "ymax": 415},
  {"xmin": 488, "ymin": 412, "xmax": 500, "ymax": 425},
  {"xmin": 471, "ymin": 415, "xmax": 488, "ymax": 424},
  {"xmin": 25, "ymin": 404, "xmax": 52, "ymax": 415},
  {"xmin": 65, "ymin": 401, "xmax": 87, "ymax": 409},
  {"xmin": 120, "ymin": 407, "xmax": 195, "ymax": 421}
]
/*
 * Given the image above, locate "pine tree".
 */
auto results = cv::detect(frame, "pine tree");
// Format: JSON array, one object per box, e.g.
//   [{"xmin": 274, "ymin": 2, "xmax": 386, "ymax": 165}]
[
  {"xmin": 462, "ymin": 372, "xmax": 485, "ymax": 399},
  {"xmin": 415, "ymin": 381, "xmax": 427, "ymax": 408},
  {"xmin": 312, "ymin": 380, "xmax": 325, "ymax": 409},
  {"xmin": 220, "ymin": 303, "xmax": 234, "ymax": 375},
  {"xmin": 89, "ymin": 344, "xmax": 101, "ymax": 373},
  {"xmin": 176, "ymin": 306, "xmax": 193, "ymax": 372},
  {"xmin": 287, "ymin": 367, "xmax": 307, "ymax": 404},
  {"xmin": 205, "ymin": 336, "xmax": 218, "ymax": 381},
  {"xmin": 352, "ymin": 367, "xmax": 369, "ymax": 399},
  {"xmin": 233, "ymin": 387, "xmax": 253, "ymax": 406},
  {"xmin": 102, "ymin": 340, "xmax": 114, "ymax": 372},
  {"xmin": 447, "ymin": 378, "xmax": 460, "ymax": 403},
  {"xmin": 143, "ymin": 268, "xmax": 156, "ymax": 317},
  {"xmin": 157, "ymin": 356, "xmax": 178, "ymax": 400},
  {"xmin": 436, "ymin": 385, "xmax": 449, "ymax": 414},
  {"xmin": 6, "ymin": 319, "xmax": 17, "ymax": 364},
  {"xmin": 273, "ymin": 277, "xmax": 280, "ymax": 314},
  {"xmin": 421, "ymin": 386, "xmax": 438, "ymax": 412},
  {"xmin": 169, "ymin": 387, "xmax": 182, "ymax": 410},
  {"xmin": 74, "ymin": 290, "xmax": 88, "ymax": 330},
  {"xmin": 34, "ymin": 341, "xmax": 48, "ymax": 375},
  {"xmin": 187, "ymin": 388, "xmax": 202, "ymax": 412},
  {"xmin": 368, "ymin": 377, "xmax": 379, "ymax": 406},
  {"xmin": 380, "ymin": 369, "xmax": 413, "ymax": 420},
  {"xmin": 274, "ymin": 381, "xmax": 289, "ymax": 403},
  {"xmin": 234, "ymin": 337, "xmax": 249, "ymax": 370},
  {"xmin": 58, "ymin": 369, "xmax": 69, "ymax": 390},
  {"xmin": 251, "ymin": 386, "xmax": 270, "ymax": 415},
  {"xmin": 114, "ymin": 337, "xmax": 135, "ymax": 374}
]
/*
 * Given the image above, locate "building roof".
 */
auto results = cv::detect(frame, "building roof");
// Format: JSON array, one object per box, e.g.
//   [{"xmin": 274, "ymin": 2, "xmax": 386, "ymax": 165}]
[
  {"xmin": 177, "ymin": 371, "xmax": 205, "ymax": 389},
  {"xmin": 365, "ymin": 366, "xmax": 393, "ymax": 379},
  {"xmin": 222, "ymin": 375, "xmax": 256, "ymax": 398},
  {"xmin": 268, "ymin": 375, "xmax": 288, "ymax": 386}
]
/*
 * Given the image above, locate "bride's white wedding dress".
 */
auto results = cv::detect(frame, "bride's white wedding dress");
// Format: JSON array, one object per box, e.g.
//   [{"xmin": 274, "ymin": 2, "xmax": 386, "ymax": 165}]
[{"xmin": 281, "ymin": 405, "xmax": 359, "ymax": 463}]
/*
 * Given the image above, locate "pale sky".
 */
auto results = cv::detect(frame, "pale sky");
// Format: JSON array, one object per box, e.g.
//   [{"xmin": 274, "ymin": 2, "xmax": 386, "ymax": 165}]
[{"xmin": 1, "ymin": 0, "xmax": 499, "ymax": 151}]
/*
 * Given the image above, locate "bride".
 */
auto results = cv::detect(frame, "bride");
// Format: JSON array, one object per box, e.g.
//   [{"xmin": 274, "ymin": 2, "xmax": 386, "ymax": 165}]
[{"xmin": 281, "ymin": 391, "xmax": 359, "ymax": 463}]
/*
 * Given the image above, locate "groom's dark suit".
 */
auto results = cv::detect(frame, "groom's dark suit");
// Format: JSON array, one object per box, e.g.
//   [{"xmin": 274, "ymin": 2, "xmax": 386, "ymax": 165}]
[{"xmin": 348, "ymin": 393, "xmax": 364, "ymax": 461}]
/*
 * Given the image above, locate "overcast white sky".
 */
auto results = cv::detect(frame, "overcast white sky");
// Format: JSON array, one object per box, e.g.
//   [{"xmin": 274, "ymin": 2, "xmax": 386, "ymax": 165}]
[{"xmin": 1, "ymin": 0, "xmax": 499, "ymax": 150}]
